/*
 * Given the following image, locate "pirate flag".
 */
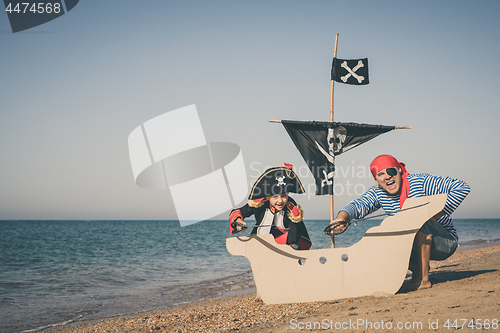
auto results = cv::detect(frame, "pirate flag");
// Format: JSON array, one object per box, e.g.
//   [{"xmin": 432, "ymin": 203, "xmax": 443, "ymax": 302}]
[
  {"xmin": 282, "ymin": 120, "xmax": 395, "ymax": 195},
  {"xmin": 331, "ymin": 58, "xmax": 369, "ymax": 85}
]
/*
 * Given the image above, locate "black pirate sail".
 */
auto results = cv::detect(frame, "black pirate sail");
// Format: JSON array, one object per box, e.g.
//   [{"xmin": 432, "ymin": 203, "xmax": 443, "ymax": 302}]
[{"xmin": 281, "ymin": 120, "xmax": 395, "ymax": 195}]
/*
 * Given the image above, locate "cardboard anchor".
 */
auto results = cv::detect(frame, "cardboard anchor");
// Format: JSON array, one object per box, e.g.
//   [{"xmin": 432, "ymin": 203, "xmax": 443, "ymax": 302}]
[{"xmin": 226, "ymin": 194, "xmax": 447, "ymax": 304}]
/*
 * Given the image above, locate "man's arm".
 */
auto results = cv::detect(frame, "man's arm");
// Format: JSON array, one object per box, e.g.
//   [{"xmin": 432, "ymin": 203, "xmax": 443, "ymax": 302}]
[
  {"xmin": 327, "ymin": 187, "xmax": 381, "ymax": 231},
  {"xmin": 338, "ymin": 186, "xmax": 382, "ymax": 221},
  {"xmin": 423, "ymin": 175, "xmax": 470, "ymax": 218},
  {"xmin": 333, "ymin": 210, "xmax": 350, "ymax": 222}
]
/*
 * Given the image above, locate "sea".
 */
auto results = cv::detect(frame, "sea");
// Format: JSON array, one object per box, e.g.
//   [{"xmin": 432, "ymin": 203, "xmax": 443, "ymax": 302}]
[{"xmin": 1, "ymin": 219, "xmax": 499, "ymax": 333}]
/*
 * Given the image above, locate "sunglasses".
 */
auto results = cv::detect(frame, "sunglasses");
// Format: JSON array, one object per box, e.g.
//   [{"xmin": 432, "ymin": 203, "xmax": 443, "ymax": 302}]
[{"xmin": 386, "ymin": 167, "xmax": 398, "ymax": 176}]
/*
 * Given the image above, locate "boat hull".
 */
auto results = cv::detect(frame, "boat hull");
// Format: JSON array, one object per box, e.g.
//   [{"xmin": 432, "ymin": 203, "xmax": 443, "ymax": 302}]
[{"xmin": 226, "ymin": 194, "xmax": 447, "ymax": 304}]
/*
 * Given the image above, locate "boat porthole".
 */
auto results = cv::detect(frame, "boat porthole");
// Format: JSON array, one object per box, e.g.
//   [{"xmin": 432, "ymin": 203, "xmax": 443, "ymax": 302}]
[
  {"xmin": 319, "ymin": 256, "xmax": 327, "ymax": 264},
  {"xmin": 298, "ymin": 258, "xmax": 306, "ymax": 265},
  {"xmin": 341, "ymin": 254, "xmax": 348, "ymax": 262}
]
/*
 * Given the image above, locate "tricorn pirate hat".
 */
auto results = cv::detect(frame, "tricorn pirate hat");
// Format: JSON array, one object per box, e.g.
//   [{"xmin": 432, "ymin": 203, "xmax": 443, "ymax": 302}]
[{"xmin": 248, "ymin": 165, "xmax": 305, "ymax": 200}]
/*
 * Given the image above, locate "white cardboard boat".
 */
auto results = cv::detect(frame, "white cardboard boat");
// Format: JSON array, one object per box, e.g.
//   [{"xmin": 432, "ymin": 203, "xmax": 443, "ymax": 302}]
[{"xmin": 226, "ymin": 194, "xmax": 446, "ymax": 304}]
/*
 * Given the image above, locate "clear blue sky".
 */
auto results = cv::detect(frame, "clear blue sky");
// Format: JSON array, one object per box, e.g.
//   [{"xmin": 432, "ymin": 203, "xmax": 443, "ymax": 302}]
[{"xmin": 1, "ymin": 1, "xmax": 499, "ymax": 220}]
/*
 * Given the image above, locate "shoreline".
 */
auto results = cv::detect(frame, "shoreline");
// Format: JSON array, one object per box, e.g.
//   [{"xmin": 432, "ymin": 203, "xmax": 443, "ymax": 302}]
[{"xmin": 41, "ymin": 242, "xmax": 500, "ymax": 333}]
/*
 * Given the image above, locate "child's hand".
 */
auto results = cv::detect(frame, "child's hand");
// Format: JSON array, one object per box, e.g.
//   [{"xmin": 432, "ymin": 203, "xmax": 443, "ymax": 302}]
[
  {"xmin": 235, "ymin": 220, "xmax": 247, "ymax": 232},
  {"xmin": 231, "ymin": 220, "xmax": 248, "ymax": 234}
]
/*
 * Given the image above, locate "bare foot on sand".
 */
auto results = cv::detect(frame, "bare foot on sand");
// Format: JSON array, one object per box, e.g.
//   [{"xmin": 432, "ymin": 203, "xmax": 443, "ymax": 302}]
[
  {"xmin": 417, "ymin": 280, "xmax": 432, "ymax": 290},
  {"xmin": 409, "ymin": 279, "xmax": 432, "ymax": 291}
]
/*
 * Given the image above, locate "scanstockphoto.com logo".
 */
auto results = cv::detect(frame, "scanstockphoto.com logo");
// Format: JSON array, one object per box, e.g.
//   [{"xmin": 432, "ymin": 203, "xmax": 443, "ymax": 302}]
[{"xmin": 3, "ymin": 0, "xmax": 79, "ymax": 33}]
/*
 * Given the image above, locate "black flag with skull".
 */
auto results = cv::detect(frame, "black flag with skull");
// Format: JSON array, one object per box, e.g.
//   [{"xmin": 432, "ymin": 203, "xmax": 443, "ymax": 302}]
[
  {"xmin": 331, "ymin": 58, "xmax": 369, "ymax": 85},
  {"xmin": 282, "ymin": 120, "xmax": 395, "ymax": 195}
]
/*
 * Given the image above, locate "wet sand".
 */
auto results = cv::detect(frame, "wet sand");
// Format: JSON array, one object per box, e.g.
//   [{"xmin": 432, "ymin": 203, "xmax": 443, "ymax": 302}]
[{"xmin": 43, "ymin": 243, "xmax": 500, "ymax": 332}]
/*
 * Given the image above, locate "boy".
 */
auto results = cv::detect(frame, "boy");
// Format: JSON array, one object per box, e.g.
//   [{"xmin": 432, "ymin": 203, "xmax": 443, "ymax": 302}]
[{"xmin": 229, "ymin": 164, "xmax": 311, "ymax": 250}]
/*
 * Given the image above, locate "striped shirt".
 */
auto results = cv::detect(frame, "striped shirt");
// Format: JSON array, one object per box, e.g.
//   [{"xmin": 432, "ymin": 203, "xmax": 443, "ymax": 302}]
[{"xmin": 341, "ymin": 174, "xmax": 470, "ymax": 242}]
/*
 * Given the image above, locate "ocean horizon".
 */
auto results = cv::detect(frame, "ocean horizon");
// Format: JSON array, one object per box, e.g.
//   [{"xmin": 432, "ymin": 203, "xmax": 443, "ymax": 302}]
[{"xmin": 1, "ymin": 219, "xmax": 499, "ymax": 333}]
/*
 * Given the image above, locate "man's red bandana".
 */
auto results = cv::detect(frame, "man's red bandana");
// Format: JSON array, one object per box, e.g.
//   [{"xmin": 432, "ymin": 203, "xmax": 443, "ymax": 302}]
[{"xmin": 370, "ymin": 155, "xmax": 410, "ymax": 208}]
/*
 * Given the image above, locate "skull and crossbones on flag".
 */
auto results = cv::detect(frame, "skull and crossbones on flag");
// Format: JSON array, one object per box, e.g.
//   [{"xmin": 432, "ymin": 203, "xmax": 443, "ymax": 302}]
[{"xmin": 331, "ymin": 58, "xmax": 369, "ymax": 85}]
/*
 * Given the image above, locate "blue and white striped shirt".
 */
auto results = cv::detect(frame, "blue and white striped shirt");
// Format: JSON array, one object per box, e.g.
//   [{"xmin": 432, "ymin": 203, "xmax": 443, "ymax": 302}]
[{"xmin": 341, "ymin": 174, "xmax": 470, "ymax": 242}]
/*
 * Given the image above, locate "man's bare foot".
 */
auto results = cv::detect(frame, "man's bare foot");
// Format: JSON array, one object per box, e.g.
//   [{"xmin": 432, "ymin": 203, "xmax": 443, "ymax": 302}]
[
  {"xmin": 417, "ymin": 280, "xmax": 432, "ymax": 290},
  {"xmin": 408, "ymin": 279, "xmax": 432, "ymax": 291}
]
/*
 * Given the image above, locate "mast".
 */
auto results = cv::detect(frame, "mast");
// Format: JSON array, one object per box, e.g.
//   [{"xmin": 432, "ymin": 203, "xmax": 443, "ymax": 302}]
[{"xmin": 330, "ymin": 33, "xmax": 339, "ymax": 248}]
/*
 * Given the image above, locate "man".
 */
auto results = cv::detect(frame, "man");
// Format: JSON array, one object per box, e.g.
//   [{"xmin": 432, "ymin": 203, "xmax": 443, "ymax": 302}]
[
  {"xmin": 328, "ymin": 155, "xmax": 470, "ymax": 290},
  {"xmin": 229, "ymin": 164, "xmax": 311, "ymax": 250}
]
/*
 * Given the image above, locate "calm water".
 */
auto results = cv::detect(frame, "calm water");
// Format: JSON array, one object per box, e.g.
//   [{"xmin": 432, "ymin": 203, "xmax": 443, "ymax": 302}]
[{"xmin": 1, "ymin": 219, "xmax": 499, "ymax": 332}]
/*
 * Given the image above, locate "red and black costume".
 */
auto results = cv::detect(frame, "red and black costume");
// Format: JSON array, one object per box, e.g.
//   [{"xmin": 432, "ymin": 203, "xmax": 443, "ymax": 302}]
[{"xmin": 229, "ymin": 165, "xmax": 312, "ymax": 250}]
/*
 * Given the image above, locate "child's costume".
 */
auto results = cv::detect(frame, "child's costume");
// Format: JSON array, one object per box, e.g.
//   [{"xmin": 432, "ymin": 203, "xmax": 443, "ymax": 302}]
[{"xmin": 229, "ymin": 165, "xmax": 311, "ymax": 250}]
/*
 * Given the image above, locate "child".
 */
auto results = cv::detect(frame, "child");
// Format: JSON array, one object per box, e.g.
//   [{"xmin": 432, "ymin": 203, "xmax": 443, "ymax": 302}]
[{"xmin": 229, "ymin": 164, "xmax": 311, "ymax": 250}]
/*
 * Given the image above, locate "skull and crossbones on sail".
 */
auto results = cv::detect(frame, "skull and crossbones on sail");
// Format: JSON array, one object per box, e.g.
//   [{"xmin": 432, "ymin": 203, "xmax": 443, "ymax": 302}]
[{"xmin": 315, "ymin": 126, "xmax": 347, "ymax": 187}]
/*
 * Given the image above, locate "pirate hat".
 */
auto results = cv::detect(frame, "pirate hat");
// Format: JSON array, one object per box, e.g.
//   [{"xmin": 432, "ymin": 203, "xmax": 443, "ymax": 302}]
[{"xmin": 248, "ymin": 165, "xmax": 305, "ymax": 200}]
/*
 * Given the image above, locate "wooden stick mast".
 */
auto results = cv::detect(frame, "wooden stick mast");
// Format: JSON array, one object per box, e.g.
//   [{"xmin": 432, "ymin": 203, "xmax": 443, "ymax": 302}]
[{"xmin": 330, "ymin": 33, "xmax": 339, "ymax": 248}]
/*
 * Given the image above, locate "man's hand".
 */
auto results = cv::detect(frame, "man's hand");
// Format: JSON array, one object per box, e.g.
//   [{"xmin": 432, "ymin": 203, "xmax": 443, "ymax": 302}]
[{"xmin": 324, "ymin": 219, "xmax": 350, "ymax": 236}]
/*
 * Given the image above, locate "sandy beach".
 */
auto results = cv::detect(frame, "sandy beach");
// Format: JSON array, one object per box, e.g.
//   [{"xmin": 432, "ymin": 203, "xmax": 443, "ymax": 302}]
[{"xmin": 43, "ymin": 243, "xmax": 500, "ymax": 333}]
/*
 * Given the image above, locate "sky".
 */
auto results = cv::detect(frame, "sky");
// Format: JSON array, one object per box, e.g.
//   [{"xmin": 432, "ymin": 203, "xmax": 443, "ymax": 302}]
[{"xmin": 1, "ymin": 1, "xmax": 499, "ymax": 221}]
